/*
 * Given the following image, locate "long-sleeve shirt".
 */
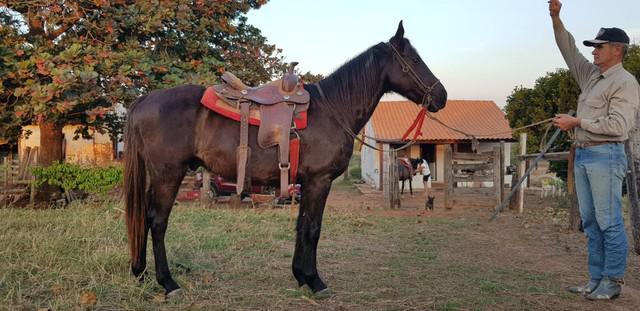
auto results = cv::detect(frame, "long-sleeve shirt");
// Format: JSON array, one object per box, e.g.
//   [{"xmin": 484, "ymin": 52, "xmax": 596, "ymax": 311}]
[{"xmin": 554, "ymin": 24, "xmax": 639, "ymax": 142}]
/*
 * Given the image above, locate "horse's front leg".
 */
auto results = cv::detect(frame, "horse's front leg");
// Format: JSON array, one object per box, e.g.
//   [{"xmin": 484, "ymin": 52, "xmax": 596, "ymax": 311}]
[
  {"xmin": 401, "ymin": 180, "xmax": 405, "ymax": 194},
  {"xmin": 292, "ymin": 176, "xmax": 331, "ymax": 294},
  {"xmin": 409, "ymin": 178, "xmax": 413, "ymax": 196}
]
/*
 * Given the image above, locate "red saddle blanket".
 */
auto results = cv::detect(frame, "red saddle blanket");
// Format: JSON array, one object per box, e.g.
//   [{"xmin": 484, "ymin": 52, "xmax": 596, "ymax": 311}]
[
  {"xmin": 200, "ymin": 86, "xmax": 304, "ymax": 184},
  {"xmin": 398, "ymin": 158, "xmax": 414, "ymax": 174},
  {"xmin": 200, "ymin": 86, "xmax": 308, "ymax": 129}
]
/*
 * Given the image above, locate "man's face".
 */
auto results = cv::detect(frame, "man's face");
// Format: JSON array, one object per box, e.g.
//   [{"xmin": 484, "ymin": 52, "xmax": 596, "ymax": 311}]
[{"xmin": 592, "ymin": 43, "xmax": 621, "ymax": 68}]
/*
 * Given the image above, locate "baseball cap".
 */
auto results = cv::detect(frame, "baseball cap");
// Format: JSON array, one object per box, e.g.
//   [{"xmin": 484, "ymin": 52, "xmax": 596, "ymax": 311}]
[{"xmin": 583, "ymin": 27, "xmax": 630, "ymax": 46}]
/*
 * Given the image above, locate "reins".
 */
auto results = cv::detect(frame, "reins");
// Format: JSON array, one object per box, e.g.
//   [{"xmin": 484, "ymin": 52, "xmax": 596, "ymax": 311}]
[
  {"xmin": 314, "ymin": 40, "xmax": 558, "ymax": 154},
  {"xmin": 313, "ymin": 41, "xmax": 442, "ymax": 153},
  {"xmin": 386, "ymin": 42, "xmax": 441, "ymax": 111},
  {"xmin": 314, "ymin": 82, "xmax": 419, "ymax": 152}
]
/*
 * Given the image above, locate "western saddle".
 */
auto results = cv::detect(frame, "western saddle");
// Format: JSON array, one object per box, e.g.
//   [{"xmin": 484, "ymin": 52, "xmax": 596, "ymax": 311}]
[{"xmin": 214, "ymin": 62, "xmax": 310, "ymax": 198}]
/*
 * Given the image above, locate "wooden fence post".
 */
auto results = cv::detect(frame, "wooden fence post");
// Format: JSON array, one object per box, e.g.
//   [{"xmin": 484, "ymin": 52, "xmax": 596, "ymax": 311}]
[
  {"xmin": 508, "ymin": 166, "xmax": 519, "ymax": 210},
  {"xmin": 382, "ymin": 144, "xmax": 390, "ymax": 203},
  {"xmin": 200, "ymin": 170, "xmax": 211, "ymax": 205},
  {"xmin": 517, "ymin": 133, "xmax": 527, "ymax": 213},
  {"xmin": 500, "ymin": 141, "xmax": 505, "ymax": 202},
  {"xmin": 625, "ymin": 140, "xmax": 640, "ymax": 254},
  {"xmin": 444, "ymin": 145, "xmax": 453, "ymax": 209},
  {"xmin": 493, "ymin": 146, "xmax": 502, "ymax": 209},
  {"xmin": 567, "ymin": 145, "xmax": 581, "ymax": 231},
  {"xmin": 388, "ymin": 150, "xmax": 400, "ymax": 208},
  {"xmin": 626, "ymin": 109, "xmax": 640, "ymax": 254}
]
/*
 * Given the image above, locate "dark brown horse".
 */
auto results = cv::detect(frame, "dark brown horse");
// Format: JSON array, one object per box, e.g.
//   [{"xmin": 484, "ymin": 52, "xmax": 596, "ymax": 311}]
[
  {"xmin": 398, "ymin": 157, "xmax": 422, "ymax": 195},
  {"xmin": 124, "ymin": 21, "xmax": 447, "ymax": 296}
]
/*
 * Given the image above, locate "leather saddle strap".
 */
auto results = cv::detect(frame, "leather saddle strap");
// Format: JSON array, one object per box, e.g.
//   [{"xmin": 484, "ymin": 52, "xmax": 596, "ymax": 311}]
[
  {"xmin": 278, "ymin": 104, "xmax": 296, "ymax": 198},
  {"xmin": 236, "ymin": 100, "xmax": 251, "ymax": 195}
]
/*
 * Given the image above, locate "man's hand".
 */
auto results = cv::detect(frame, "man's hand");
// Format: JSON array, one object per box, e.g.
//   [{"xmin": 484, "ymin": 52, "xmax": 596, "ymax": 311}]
[
  {"xmin": 548, "ymin": 0, "xmax": 562, "ymax": 17},
  {"xmin": 553, "ymin": 114, "xmax": 580, "ymax": 131}
]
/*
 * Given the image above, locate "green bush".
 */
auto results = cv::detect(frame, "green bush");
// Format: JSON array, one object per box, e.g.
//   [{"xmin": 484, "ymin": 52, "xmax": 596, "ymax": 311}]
[
  {"xmin": 32, "ymin": 162, "xmax": 123, "ymax": 196},
  {"xmin": 349, "ymin": 166, "xmax": 362, "ymax": 179}
]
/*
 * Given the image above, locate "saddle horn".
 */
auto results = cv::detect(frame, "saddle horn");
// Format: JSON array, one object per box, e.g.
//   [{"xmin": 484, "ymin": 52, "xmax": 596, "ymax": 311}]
[{"xmin": 281, "ymin": 62, "xmax": 300, "ymax": 93}]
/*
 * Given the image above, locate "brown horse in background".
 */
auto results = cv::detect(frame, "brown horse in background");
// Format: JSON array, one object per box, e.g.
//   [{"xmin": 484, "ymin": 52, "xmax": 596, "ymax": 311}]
[
  {"xmin": 398, "ymin": 157, "xmax": 422, "ymax": 195},
  {"xmin": 124, "ymin": 21, "xmax": 447, "ymax": 296}
]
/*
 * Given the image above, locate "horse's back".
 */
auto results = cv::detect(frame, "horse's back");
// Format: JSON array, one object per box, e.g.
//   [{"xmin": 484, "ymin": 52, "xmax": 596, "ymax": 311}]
[
  {"xmin": 127, "ymin": 85, "xmax": 206, "ymax": 166},
  {"xmin": 129, "ymin": 85, "xmax": 205, "ymax": 135},
  {"xmin": 130, "ymin": 85, "xmax": 205, "ymax": 118}
]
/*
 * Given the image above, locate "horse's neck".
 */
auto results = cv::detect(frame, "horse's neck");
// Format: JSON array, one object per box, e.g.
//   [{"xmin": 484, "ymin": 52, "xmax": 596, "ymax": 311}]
[{"xmin": 317, "ymin": 48, "xmax": 387, "ymax": 133}]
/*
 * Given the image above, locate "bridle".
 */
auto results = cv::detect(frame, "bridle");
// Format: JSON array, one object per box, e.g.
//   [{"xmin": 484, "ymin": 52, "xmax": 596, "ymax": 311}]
[
  {"xmin": 386, "ymin": 42, "xmax": 441, "ymax": 112},
  {"xmin": 313, "ymin": 41, "xmax": 442, "ymax": 152}
]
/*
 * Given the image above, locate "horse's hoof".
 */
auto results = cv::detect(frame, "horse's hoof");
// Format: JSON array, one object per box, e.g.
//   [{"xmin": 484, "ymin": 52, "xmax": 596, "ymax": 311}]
[
  {"xmin": 313, "ymin": 288, "xmax": 335, "ymax": 299},
  {"xmin": 135, "ymin": 274, "xmax": 147, "ymax": 284},
  {"xmin": 299, "ymin": 284, "xmax": 312, "ymax": 294},
  {"xmin": 166, "ymin": 288, "xmax": 183, "ymax": 298}
]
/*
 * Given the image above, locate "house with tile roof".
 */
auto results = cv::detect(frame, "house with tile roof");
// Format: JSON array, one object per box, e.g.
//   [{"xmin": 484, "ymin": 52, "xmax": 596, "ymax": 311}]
[{"xmin": 361, "ymin": 100, "xmax": 514, "ymax": 190}]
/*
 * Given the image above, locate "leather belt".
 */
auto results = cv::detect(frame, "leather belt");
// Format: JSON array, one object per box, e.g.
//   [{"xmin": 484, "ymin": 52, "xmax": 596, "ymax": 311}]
[{"xmin": 574, "ymin": 141, "xmax": 622, "ymax": 148}]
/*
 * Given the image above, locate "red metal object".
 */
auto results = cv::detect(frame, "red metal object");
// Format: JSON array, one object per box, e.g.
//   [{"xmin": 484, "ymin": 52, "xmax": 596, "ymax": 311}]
[
  {"xmin": 209, "ymin": 175, "xmax": 301, "ymax": 200},
  {"xmin": 210, "ymin": 175, "xmax": 266, "ymax": 196},
  {"xmin": 176, "ymin": 190, "xmax": 201, "ymax": 201}
]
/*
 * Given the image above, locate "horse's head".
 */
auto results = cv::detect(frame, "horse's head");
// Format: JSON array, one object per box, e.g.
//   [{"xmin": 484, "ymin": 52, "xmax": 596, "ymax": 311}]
[
  {"xmin": 385, "ymin": 21, "xmax": 447, "ymax": 113},
  {"xmin": 410, "ymin": 158, "xmax": 423, "ymax": 172}
]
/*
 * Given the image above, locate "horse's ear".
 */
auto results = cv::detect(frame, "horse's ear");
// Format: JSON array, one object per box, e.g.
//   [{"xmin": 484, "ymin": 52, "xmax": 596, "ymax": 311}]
[
  {"xmin": 394, "ymin": 20, "xmax": 405, "ymax": 39},
  {"xmin": 390, "ymin": 20, "xmax": 405, "ymax": 49}
]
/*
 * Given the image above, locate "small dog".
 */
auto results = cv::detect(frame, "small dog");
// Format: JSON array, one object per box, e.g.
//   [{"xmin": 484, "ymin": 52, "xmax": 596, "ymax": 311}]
[{"xmin": 425, "ymin": 195, "xmax": 435, "ymax": 210}]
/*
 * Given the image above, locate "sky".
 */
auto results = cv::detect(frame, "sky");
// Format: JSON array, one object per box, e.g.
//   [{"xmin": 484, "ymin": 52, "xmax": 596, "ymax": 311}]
[{"xmin": 246, "ymin": 0, "xmax": 640, "ymax": 108}]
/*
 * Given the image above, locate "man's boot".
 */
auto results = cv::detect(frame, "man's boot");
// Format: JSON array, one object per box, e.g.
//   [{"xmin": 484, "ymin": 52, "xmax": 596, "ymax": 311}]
[
  {"xmin": 585, "ymin": 277, "xmax": 622, "ymax": 300},
  {"xmin": 567, "ymin": 279, "xmax": 600, "ymax": 295}
]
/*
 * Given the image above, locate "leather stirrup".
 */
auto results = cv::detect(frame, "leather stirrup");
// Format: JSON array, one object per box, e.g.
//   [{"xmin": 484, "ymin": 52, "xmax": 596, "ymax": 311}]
[{"xmin": 236, "ymin": 101, "xmax": 251, "ymax": 195}]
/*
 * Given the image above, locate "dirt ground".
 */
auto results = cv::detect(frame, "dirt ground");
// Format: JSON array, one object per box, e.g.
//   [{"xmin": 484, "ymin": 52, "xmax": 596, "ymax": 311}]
[{"xmin": 323, "ymin": 183, "xmax": 640, "ymax": 310}]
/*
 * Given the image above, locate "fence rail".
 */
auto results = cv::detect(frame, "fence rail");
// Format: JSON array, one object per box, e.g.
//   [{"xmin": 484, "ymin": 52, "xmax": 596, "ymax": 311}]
[
  {"xmin": 1, "ymin": 147, "xmax": 38, "ymax": 207},
  {"xmin": 444, "ymin": 144, "xmax": 504, "ymax": 209}
]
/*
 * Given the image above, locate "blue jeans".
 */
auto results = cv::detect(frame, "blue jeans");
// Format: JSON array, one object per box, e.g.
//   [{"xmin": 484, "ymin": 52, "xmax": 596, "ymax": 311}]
[{"xmin": 574, "ymin": 143, "xmax": 628, "ymax": 281}]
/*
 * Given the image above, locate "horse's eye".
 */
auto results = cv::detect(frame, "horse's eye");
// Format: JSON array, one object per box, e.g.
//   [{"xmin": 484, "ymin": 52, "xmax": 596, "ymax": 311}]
[{"xmin": 412, "ymin": 57, "xmax": 420, "ymax": 64}]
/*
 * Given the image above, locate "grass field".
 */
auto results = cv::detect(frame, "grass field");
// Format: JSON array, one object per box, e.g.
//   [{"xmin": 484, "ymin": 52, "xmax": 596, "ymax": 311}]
[
  {"xmin": 1, "ymin": 186, "xmax": 638, "ymax": 310},
  {"xmin": 0, "ymin": 205, "xmax": 556, "ymax": 310}
]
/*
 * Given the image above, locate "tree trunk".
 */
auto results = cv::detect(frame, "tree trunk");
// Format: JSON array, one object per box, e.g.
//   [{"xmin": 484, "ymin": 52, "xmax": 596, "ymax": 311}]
[
  {"xmin": 35, "ymin": 121, "xmax": 65, "ymax": 203},
  {"xmin": 38, "ymin": 121, "xmax": 64, "ymax": 166}
]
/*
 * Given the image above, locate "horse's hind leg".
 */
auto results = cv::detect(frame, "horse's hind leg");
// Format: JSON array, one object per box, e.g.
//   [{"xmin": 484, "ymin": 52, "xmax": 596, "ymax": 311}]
[
  {"xmin": 292, "ymin": 176, "xmax": 331, "ymax": 294},
  {"xmin": 149, "ymin": 174, "xmax": 184, "ymax": 295},
  {"xmin": 131, "ymin": 222, "xmax": 150, "ymax": 282},
  {"xmin": 400, "ymin": 180, "xmax": 405, "ymax": 194}
]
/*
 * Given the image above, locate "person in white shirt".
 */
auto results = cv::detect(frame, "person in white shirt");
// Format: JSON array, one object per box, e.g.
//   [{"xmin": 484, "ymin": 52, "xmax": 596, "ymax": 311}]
[{"xmin": 419, "ymin": 158, "xmax": 431, "ymax": 191}]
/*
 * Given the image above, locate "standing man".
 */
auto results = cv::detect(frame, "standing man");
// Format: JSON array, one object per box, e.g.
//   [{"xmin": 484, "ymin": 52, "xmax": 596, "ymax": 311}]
[{"xmin": 549, "ymin": 0, "xmax": 639, "ymax": 301}]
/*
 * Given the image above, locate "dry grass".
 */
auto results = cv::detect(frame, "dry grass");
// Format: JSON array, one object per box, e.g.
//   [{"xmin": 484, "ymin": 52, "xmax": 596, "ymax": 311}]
[{"xmin": 0, "ymin": 194, "xmax": 636, "ymax": 310}]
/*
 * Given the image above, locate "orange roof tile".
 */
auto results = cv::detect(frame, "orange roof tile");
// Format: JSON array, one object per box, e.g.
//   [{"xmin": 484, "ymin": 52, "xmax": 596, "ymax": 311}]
[{"xmin": 370, "ymin": 100, "xmax": 513, "ymax": 142}]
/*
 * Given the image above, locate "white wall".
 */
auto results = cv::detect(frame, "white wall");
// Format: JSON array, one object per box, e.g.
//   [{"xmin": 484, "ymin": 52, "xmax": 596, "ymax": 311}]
[{"xmin": 360, "ymin": 122, "xmax": 380, "ymax": 189}]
